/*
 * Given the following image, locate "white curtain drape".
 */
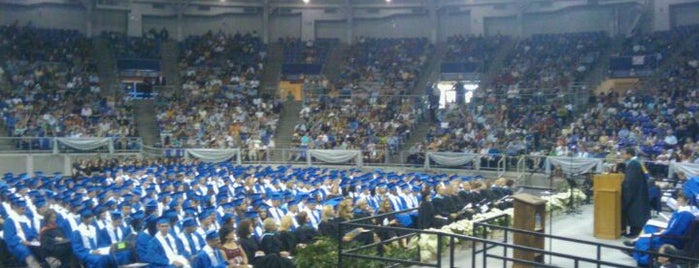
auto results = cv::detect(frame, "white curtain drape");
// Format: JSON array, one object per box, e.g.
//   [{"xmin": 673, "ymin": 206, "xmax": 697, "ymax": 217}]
[
  {"xmin": 308, "ymin": 150, "xmax": 361, "ymax": 164},
  {"xmin": 546, "ymin": 156, "xmax": 603, "ymax": 175},
  {"xmin": 424, "ymin": 152, "xmax": 478, "ymax": 169},
  {"xmin": 669, "ymin": 162, "xmax": 699, "ymax": 177},
  {"xmin": 186, "ymin": 149, "xmax": 240, "ymax": 163},
  {"xmin": 54, "ymin": 138, "xmax": 114, "ymax": 154}
]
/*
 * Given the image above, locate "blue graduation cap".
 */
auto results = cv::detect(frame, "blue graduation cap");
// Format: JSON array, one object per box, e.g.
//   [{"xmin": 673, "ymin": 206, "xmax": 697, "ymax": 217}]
[
  {"xmin": 205, "ymin": 230, "xmax": 219, "ymax": 241},
  {"xmin": 164, "ymin": 209, "xmax": 178, "ymax": 221},
  {"xmin": 182, "ymin": 217, "xmax": 197, "ymax": 228},
  {"xmin": 168, "ymin": 199, "xmax": 179, "ymax": 209},
  {"xmin": 111, "ymin": 211, "xmax": 123, "ymax": 220},
  {"xmin": 80, "ymin": 208, "xmax": 94, "ymax": 219},
  {"xmin": 322, "ymin": 197, "xmax": 343, "ymax": 208},
  {"xmin": 257, "ymin": 203, "xmax": 271, "ymax": 211},
  {"xmin": 221, "ymin": 213, "xmax": 233, "ymax": 224},
  {"xmin": 131, "ymin": 211, "xmax": 145, "ymax": 221},
  {"xmin": 288, "ymin": 198, "xmax": 301, "ymax": 207},
  {"xmin": 244, "ymin": 210, "xmax": 259, "ymax": 219},
  {"xmin": 156, "ymin": 216, "xmax": 170, "ymax": 225},
  {"xmin": 184, "ymin": 207, "xmax": 197, "ymax": 216},
  {"xmin": 198, "ymin": 210, "xmax": 212, "ymax": 221}
]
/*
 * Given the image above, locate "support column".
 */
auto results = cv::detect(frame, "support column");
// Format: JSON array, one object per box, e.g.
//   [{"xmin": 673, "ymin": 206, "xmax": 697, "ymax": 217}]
[
  {"xmin": 345, "ymin": 0, "xmax": 353, "ymax": 44},
  {"xmin": 262, "ymin": 0, "xmax": 270, "ymax": 44},
  {"xmin": 26, "ymin": 155, "xmax": 33, "ymax": 174},
  {"xmin": 428, "ymin": 0, "xmax": 438, "ymax": 44},
  {"xmin": 85, "ymin": 2, "xmax": 94, "ymax": 37},
  {"xmin": 516, "ymin": 6, "xmax": 524, "ymax": 37},
  {"xmin": 176, "ymin": 5, "xmax": 184, "ymax": 42},
  {"xmin": 63, "ymin": 155, "xmax": 72, "ymax": 175}
]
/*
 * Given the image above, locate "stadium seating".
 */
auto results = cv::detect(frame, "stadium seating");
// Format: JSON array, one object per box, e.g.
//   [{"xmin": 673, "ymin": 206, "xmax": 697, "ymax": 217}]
[{"xmin": 0, "ymin": 25, "xmax": 138, "ymax": 150}]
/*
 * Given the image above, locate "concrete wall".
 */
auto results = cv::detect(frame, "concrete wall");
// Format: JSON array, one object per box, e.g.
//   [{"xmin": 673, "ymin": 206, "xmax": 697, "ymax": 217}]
[
  {"xmin": 0, "ymin": 3, "xmax": 86, "ymax": 32},
  {"xmin": 670, "ymin": 2, "xmax": 699, "ymax": 27},
  {"xmin": 523, "ymin": 6, "xmax": 613, "ymax": 36},
  {"xmin": 0, "ymin": 0, "xmax": 653, "ymax": 41}
]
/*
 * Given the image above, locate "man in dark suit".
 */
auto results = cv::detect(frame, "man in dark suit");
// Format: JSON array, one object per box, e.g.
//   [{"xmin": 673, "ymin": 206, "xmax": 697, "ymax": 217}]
[{"xmin": 621, "ymin": 147, "xmax": 651, "ymax": 237}]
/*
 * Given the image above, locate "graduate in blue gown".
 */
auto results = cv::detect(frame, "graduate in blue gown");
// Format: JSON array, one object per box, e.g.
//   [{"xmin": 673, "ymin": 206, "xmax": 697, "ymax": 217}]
[
  {"xmin": 135, "ymin": 214, "xmax": 155, "ymax": 263},
  {"xmin": 3, "ymin": 197, "xmax": 42, "ymax": 267},
  {"xmin": 70, "ymin": 208, "xmax": 118, "ymax": 268},
  {"xmin": 629, "ymin": 194, "xmax": 698, "ymax": 266},
  {"xmin": 145, "ymin": 217, "xmax": 190, "ymax": 267},
  {"xmin": 192, "ymin": 230, "xmax": 227, "ymax": 268},
  {"xmin": 97, "ymin": 211, "xmax": 132, "ymax": 265}
]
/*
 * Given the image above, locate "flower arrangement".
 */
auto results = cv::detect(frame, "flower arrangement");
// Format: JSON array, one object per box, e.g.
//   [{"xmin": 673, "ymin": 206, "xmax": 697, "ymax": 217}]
[
  {"xmin": 416, "ymin": 208, "xmax": 514, "ymax": 262},
  {"xmin": 540, "ymin": 188, "xmax": 587, "ymax": 212}
]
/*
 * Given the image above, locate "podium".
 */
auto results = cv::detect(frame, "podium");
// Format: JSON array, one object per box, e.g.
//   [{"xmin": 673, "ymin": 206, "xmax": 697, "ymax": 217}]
[
  {"xmin": 512, "ymin": 193, "xmax": 547, "ymax": 268},
  {"xmin": 593, "ymin": 173, "xmax": 624, "ymax": 239}
]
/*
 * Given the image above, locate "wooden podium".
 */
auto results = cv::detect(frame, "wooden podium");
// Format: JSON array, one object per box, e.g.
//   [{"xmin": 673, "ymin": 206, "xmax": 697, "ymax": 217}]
[
  {"xmin": 512, "ymin": 193, "xmax": 547, "ymax": 268},
  {"xmin": 593, "ymin": 173, "xmax": 624, "ymax": 239}
]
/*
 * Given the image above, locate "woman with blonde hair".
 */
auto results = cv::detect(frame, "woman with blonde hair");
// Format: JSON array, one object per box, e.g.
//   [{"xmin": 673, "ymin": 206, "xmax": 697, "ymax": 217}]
[
  {"xmin": 277, "ymin": 216, "xmax": 298, "ymax": 254},
  {"xmin": 318, "ymin": 205, "xmax": 340, "ymax": 241}
]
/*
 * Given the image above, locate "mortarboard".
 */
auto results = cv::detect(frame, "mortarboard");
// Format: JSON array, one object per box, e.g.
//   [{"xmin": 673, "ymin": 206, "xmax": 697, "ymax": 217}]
[
  {"xmin": 182, "ymin": 217, "xmax": 197, "ymax": 228},
  {"xmin": 80, "ymin": 208, "xmax": 94, "ymax": 219},
  {"xmin": 132, "ymin": 211, "xmax": 145, "ymax": 221},
  {"xmin": 221, "ymin": 213, "xmax": 233, "ymax": 224},
  {"xmin": 111, "ymin": 211, "xmax": 123, "ymax": 220},
  {"xmin": 205, "ymin": 230, "xmax": 219, "ymax": 241},
  {"xmin": 244, "ymin": 210, "xmax": 259, "ymax": 219},
  {"xmin": 156, "ymin": 216, "xmax": 170, "ymax": 225}
]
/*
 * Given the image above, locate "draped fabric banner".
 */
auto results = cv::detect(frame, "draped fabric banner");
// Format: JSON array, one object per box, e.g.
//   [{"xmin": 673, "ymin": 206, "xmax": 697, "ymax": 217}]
[
  {"xmin": 669, "ymin": 162, "xmax": 699, "ymax": 178},
  {"xmin": 308, "ymin": 150, "xmax": 361, "ymax": 165},
  {"xmin": 186, "ymin": 149, "xmax": 240, "ymax": 163},
  {"xmin": 546, "ymin": 156, "xmax": 603, "ymax": 175},
  {"xmin": 424, "ymin": 152, "xmax": 479, "ymax": 169},
  {"xmin": 54, "ymin": 138, "xmax": 114, "ymax": 154}
]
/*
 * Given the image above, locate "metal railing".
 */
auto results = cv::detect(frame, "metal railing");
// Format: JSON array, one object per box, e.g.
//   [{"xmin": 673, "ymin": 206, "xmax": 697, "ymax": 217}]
[
  {"xmin": 339, "ymin": 211, "xmax": 698, "ymax": 268},
  {"xmin": 0, "ymin": 137, "xmax": 143, "ymax": 154},
  {"xmin": 473, "ymin": 221, "xmax": 699, "ymax": 268},
  {"xmin": 338, "ymin": 209, "xmax": 511, "ymax": 267}
]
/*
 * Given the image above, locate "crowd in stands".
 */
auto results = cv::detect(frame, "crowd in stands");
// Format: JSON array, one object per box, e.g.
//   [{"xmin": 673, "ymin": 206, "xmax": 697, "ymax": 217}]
[
  {"xmin": 443, "ymin": 35, "xmax": 510, "ymax": 72},
  {"xmin": 156, "ymin": 31, "xmax": 277, "ymax": 154},
  {"xmin": 291, "ymin": 37, "xmax": 431, "ymax": 161},
  {"xmin": 0, "ymin": 158, "xmax": 514, "ymax": 268},
  {"xmin": 491, "ymin": 31, "xmax": 609, "ymax": 90},
  {"xmin": 103, "ymin": 28, "xmax": 167, "ymax": 59},
  {"xmin": 411, "ymin": 29, "xmax": 699, "ymax": 171},
  {"xmin": 0, "ymin": 23, "xmax": 138, "ymax": 150},
  {"xmin": 280, "ymin": 37, "xmax": 336, "ymax": 64}
]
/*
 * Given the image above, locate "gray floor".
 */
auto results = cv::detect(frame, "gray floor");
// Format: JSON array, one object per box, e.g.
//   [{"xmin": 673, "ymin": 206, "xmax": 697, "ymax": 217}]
[{"xmin": 417, "ymin": 205, "xmax": 641, "ymax": 268}]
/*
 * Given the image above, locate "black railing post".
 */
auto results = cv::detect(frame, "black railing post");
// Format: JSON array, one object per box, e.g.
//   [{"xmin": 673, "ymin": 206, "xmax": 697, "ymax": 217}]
[
  {"xmin": 436, "ymin": 234, "xmax": 442, "ymax": 268},
  {"xmin": 472, "ymin": 237, "xmax": 477, "ymax": 268},
  {"xmin": 450, "ymin": 236, "xmax": 455, "ymax": 268},
  {"xmin": 596, "ymin": 245, "xmax": 601, "ymax": 268},
  {"xmin": 482, "ymin": 239, "xmax": 487, "ymax": 268},
  {"xmin": 503, "ymin": 228, "xmax": 508, "ymax": 268},
  {"xmin": 338, "ymin": 222, "xmax": 343, "ymax": 268}
]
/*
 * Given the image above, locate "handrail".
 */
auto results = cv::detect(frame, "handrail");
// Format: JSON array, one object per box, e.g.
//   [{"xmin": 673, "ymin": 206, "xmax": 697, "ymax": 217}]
[
  {"xmin": 474, "ymin": 221, "xmax": 699, "ymax": 268},
  {"xmin": 340, "ymin": 218, "xmax": 698, "ymax": 268}
]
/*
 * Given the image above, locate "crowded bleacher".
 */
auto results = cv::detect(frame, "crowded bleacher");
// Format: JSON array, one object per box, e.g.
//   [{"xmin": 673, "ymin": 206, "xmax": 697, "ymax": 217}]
[
  {"xmin": 155, "ymin": 31, "xmax": 278, "ymax": 153},
  {"xmin": 289, "ymin": 38, "xmax": 430, "ymax": 162},
  {"xmin": 0, "ymin": 24, "xmax": 138, "ymax": 150}
]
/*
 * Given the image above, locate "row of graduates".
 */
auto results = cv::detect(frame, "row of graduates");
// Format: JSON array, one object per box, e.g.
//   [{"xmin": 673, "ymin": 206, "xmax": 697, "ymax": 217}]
[
  {"xmin": 1, "ymin": 192, "xmax": 417, "ymax": 268},
  {"xmin": 1, "ymin": 164, "xmax": 515, "ymax": 268}
]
